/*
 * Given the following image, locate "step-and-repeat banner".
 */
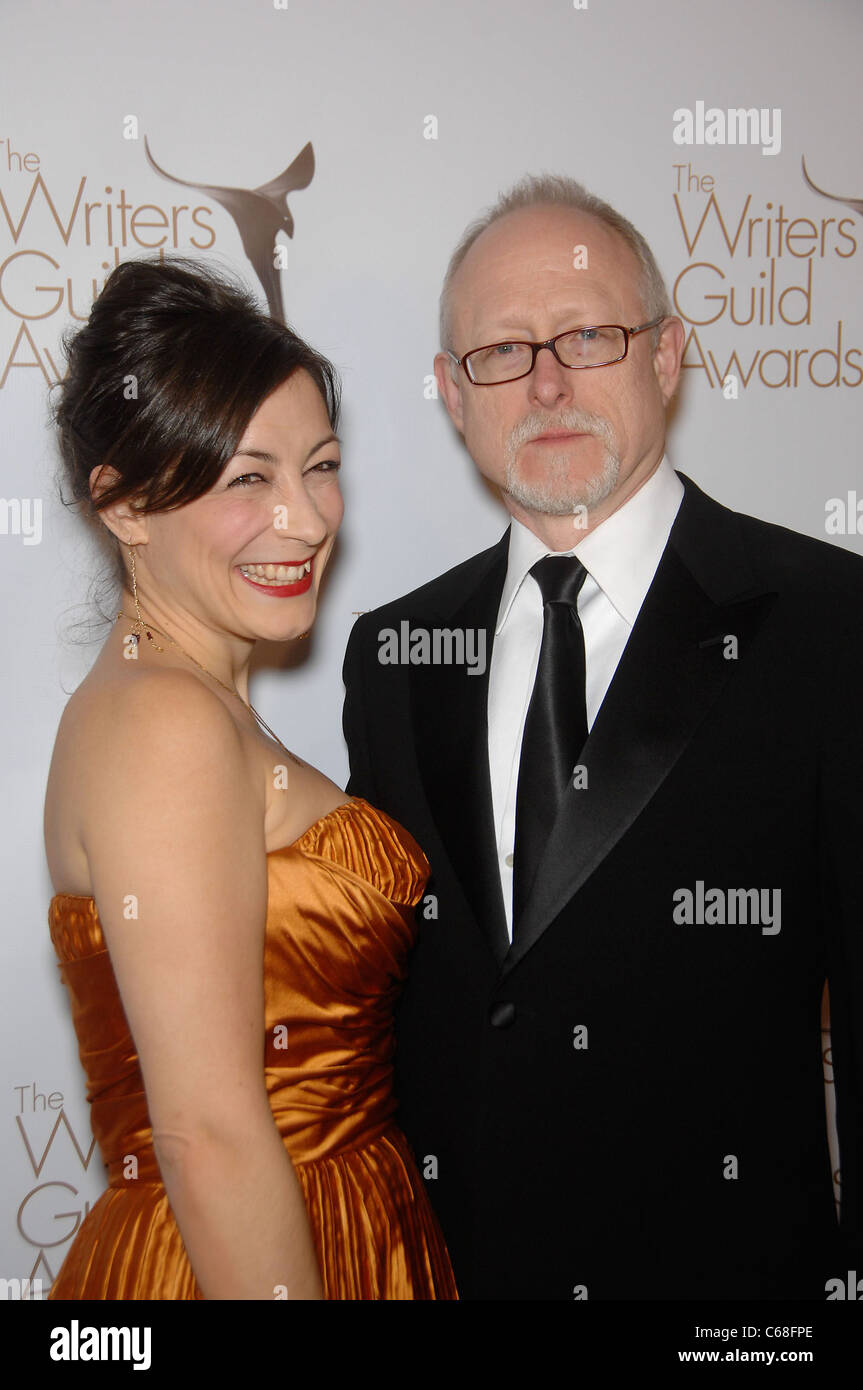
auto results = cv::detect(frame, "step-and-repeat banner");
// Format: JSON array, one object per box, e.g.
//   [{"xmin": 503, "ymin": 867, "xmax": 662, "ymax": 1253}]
[{"xmin": 1, "ymin": 0, "xmax": 860, "ymax": 1298}]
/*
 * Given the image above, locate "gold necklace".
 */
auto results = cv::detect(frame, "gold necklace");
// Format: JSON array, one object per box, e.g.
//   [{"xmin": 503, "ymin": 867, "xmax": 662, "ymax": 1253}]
[{"xmin": 118, "ymin": 545, "xmax": 304, "ymax": 767}]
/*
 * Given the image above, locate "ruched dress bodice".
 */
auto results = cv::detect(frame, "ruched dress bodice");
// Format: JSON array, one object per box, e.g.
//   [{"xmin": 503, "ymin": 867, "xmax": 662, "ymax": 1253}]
[{"xmin": 46, "ymin": 796, "xmax": 457, "ymax": 1300}]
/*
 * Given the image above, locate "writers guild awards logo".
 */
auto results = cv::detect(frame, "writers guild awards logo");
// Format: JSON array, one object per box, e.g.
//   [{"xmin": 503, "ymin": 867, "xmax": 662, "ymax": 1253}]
[
  {"xmin": 13, "ymin": 1085, "xmax": 101, "ymax": 1288},
  {"xmin": 144, "ymin": 136, "xmax": 315, "ymax": 323},
  {"xmin": 802, "ymin": 155, "xmax": 863, "ymax": 217}
]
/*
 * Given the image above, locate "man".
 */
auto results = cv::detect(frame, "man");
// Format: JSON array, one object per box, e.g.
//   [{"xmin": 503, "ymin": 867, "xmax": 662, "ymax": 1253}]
[{"xmin": 341, "ymin": 175, "xmax": 862, "ymax": 1300}]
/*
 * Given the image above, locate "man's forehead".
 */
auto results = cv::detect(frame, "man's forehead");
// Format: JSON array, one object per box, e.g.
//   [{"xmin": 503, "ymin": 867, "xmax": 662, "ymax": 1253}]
[
  {"xmin": 451, "ymin": 206, "xmax": 640, "ymax": 331},
  {"xmin": 466, "ymin": 206, "xmax": 630, "ymax": 271}
]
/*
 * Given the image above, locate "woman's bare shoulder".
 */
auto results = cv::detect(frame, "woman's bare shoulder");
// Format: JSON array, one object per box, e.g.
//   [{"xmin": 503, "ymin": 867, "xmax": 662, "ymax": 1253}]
[
  {"xmin": 45, "ymin": 665, "xmax": 261, "ymax": 894},
  {"xmin": 57, "ymin": 664, "xmax": 248, "ymax": 768}
]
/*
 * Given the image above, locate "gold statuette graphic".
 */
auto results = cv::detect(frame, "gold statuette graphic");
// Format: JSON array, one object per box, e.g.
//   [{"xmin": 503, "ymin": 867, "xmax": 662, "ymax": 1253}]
[
  {"xmin": 144, "ymin": 137, "xmax": 315, "ymax": 322},
  {"xmin": 801, "ymin": 155, "xmax": 863, "ymax": 218}
]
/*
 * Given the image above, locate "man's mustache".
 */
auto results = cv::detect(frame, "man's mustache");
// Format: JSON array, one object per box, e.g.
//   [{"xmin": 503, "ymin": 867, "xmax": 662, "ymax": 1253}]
[{"xmin": 507, "ymin": 409, "xmax": 615, "ymax": 452}]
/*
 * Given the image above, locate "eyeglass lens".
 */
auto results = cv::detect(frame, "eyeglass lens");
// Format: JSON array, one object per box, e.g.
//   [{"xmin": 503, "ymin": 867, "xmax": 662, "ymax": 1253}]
[{"xmin": 467, "ymin": 326, "xmax": 628, "ymax": 382}]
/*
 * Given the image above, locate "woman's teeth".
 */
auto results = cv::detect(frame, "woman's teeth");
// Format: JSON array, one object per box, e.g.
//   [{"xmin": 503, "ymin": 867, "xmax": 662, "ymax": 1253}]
[{"xmin": 239, "ymin": 560, "xmax": 312, "ymax": 585}]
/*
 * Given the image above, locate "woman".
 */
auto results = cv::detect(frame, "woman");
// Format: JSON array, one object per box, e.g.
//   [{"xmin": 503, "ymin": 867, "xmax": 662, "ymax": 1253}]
[{"xmin": 43, "ymin": 257, "xmax": 457, "ymax": 1300}]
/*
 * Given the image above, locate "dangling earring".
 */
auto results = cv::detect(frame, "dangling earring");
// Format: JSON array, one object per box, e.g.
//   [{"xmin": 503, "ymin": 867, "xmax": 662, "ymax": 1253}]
[
  {"xmin": 122, "ymin": 542, "xmax": 157, "ymax": 649},
  {"xmin": 127, "ymin": 543, "xmax": 141, "ymax": 620}
]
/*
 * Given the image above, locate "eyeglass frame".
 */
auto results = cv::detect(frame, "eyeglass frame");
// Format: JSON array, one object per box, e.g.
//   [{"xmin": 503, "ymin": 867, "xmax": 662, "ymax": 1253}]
[{"xmin": 446, "ymin": 316, "xmax": 668, "ymax": 385}]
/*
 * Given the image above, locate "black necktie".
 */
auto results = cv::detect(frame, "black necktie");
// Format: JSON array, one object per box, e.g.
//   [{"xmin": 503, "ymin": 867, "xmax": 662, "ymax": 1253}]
[{"xmin": 512, "ymin": 555, "xmax": 588, "ymax": 931}]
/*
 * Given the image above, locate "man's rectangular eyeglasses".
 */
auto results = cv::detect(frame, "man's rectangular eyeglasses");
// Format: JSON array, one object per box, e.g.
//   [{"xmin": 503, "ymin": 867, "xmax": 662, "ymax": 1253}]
[{"xmin": 447, "ymin": 318, "xmax": 666, "ymax": 385}]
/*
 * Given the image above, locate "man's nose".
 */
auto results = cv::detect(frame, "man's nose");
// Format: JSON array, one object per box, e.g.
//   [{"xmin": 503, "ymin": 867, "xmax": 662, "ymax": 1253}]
[{"xmin": 528, "ymin": 342, "xmax": 577, "ymax": 406}]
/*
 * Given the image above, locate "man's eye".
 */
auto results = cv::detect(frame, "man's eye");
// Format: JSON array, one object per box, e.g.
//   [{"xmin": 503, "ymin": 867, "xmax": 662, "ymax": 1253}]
[
  {"xmin": 577, "ymin": 328, "xmax": 599, "ymax": 342},
  {"xmin": 228, "ymin": 473, "xmax": 265, "ymax": 488},
  {"xmin": 493, "ymin": 343, "xmax": 517, "ymax": 355}
]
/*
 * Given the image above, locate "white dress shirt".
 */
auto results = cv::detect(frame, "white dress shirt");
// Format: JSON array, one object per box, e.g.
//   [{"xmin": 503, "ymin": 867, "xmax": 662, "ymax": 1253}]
[{"xmin": 487, "ymin": 456, "xmax": 685, "ymax": 940}]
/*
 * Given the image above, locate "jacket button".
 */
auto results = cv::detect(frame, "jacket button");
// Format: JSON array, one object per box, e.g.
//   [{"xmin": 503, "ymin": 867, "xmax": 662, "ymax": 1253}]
[{"xmin": 489, "ymin": 1001, "xmax": 516, "ymax": 1028}]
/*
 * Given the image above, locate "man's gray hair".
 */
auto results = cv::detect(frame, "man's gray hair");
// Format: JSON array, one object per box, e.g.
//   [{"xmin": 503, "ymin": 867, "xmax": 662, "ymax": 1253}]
[{"xmin": 439, "ymin": 173, "xmax": 672, "ymax": 351}]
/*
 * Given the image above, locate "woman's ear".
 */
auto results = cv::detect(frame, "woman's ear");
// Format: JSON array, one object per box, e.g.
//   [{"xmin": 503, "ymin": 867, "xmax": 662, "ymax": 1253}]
[{"xmin": 89, "ymin": 464, "xmax": 149, "ymax": 547}]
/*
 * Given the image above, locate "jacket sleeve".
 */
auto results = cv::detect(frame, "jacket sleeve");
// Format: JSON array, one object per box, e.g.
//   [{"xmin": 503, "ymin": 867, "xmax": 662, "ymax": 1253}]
[
  {"xmin": 819, "ymin": 577, "xmax": 863, "ymax": 1269},
  {"xmin": 342, "ymin": 614, "xmax": 380, "ymax": 803}
]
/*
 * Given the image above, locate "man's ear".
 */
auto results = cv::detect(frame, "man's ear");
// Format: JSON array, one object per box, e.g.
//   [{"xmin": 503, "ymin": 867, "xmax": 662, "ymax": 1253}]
[
  {"xmin": 89, "ymin": 464, "xmax": 149, "ymax": 547},
  {"xmin": 434, "ymin": 352, "xmax": 466, "ymax": 434},
  {"xmin": 651, "ymin": 316, "xmax": 685, "ymax": 406}
]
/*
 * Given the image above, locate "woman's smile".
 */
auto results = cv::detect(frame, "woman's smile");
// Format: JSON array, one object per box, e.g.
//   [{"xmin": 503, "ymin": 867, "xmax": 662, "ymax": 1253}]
[{"xmin": 236, "ymin": 556, "xmax": 314, "ymax": 596}]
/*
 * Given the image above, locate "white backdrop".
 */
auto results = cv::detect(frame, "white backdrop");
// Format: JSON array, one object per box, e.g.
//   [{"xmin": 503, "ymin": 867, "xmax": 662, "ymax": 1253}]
[{"xmin": 1, "ymin": 0, "xmax": 860, "ymax": 1294}]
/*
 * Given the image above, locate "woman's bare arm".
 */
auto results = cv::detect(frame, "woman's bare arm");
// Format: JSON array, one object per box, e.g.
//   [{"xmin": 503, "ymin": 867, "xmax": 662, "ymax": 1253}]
[{"xmin": 82, "ymin": 668, "xmax": 322, "ymax": 1300}]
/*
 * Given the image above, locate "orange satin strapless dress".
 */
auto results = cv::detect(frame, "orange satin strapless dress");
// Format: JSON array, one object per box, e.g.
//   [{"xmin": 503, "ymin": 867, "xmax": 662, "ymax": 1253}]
[{"xmin": 46, "ymin": 796, "xmax": 457, "ymax": 1300}]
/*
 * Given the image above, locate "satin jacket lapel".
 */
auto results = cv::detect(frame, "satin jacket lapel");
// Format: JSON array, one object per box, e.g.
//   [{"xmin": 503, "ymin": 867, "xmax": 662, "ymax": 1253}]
[
  {"xmin": 410, "ymin": 533, "xmax": 511, "ymax": 962},
  {"xmin": 502, "ymin": 476, "xmax": 777, "ymax": 977}
]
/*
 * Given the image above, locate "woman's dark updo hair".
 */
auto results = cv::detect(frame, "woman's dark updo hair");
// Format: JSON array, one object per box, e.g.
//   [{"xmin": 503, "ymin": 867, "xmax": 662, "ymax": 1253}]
[{"xmin": 53, "ymin": 256, "xmax": 341, "ymax": 621}]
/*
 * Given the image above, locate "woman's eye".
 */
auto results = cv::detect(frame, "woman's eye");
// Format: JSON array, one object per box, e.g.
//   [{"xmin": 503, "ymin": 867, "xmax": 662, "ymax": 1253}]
[
  {"xmin": 228, "ymin": 472, "xmax": 265, "ymax": 488},
  {"xmin": 308, "ymin": 459, "xmax": 341, "ymax": 475}
]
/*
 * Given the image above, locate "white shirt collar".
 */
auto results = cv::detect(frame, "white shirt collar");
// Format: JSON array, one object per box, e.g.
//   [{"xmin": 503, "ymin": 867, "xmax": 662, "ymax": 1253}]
[{"xmin": 496, "ymin": 456, "xmax": 684, "ymax": 633}]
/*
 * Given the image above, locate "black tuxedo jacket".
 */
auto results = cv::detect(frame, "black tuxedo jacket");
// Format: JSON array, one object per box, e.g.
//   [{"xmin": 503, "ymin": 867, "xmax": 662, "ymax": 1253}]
[{"xmin": 341, "ymin": 472, "xmax": 863, "ymax": 1300}]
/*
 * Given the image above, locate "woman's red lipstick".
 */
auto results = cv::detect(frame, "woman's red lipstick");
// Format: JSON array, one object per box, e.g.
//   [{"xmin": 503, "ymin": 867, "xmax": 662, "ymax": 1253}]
[{"xmin": 237, "ymin": 556, "xmax": 314, "ymax": 598}]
